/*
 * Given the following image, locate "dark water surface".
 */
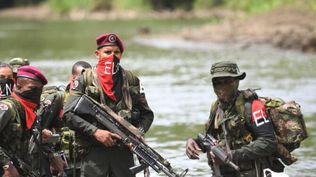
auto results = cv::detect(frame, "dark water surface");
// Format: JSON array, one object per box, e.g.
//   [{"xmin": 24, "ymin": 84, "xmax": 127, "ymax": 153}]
[{"xmin": 0, "ymin": 18, "xmax": 315, "ymax": 177}]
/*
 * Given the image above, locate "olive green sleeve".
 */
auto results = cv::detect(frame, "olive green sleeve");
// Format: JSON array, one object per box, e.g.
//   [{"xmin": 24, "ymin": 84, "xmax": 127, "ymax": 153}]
[
  {"xmin": 0, "ymin": 102, "xmax": 14, "ymax": 165},
  {"xmin": 231, "ymin": 137, "xmax": 277, "ymax": 161},
  {"xmin": 231, "ymin": 116, "xmax": 277, "ymax": 161},
  {"xmin": 135, "ymin": 93, "xmax": 154, "ymax": 133},
  {"xmin": 63, "ymin": 76, "xmax": 98, "ymax": 137},
  {"xmin": 127, "ymin": 72, "xmax": 154, "ymax": 133}
]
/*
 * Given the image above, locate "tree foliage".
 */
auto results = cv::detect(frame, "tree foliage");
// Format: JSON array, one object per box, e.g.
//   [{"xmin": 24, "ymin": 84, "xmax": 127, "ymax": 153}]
[{"xmin": 1, "ymin": 0, "xmax": 315, "ymax": 13}]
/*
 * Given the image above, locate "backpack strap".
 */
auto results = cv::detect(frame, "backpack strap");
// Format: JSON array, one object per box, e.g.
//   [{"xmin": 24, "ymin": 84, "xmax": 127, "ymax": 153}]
[
  {"xmin": 205, "ymin": 100, "xmax": 219, "ymax": 134},
  {"xmin": 238, "ymin": 89, "xmax": 259, "ymax": 125}
]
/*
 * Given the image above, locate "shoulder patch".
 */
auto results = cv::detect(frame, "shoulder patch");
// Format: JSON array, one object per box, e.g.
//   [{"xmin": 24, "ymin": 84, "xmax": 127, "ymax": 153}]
[
  {"xmin": 0, "ymin": 103, "xmax": 8, "ymax": 111},
  {"xmin": 251, "ymin": 99, "xmax": 270, "ymax": 127},
  {"xmin": 72, "ymin": 80, "xmax": 79, "ymax": 90}
]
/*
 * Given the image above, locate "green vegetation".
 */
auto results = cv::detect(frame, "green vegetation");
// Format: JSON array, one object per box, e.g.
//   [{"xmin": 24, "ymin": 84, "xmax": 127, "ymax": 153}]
[
  {"xmin": 44, "ymin": 0, "xmax": 316, "ymax": 15},
  {"xmin": 2, "ymin": 0, "xmax": 315, "ymax": 14},
  {"xmin": 225, "ymin": 0, "xmax": 295, "ymax": 13}
]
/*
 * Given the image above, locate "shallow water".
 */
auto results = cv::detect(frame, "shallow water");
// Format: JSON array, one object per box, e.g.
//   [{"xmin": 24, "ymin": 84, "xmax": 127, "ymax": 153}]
[{"xmin": 1, "ymin": 18, "xmax": 315, "ymax": 177}]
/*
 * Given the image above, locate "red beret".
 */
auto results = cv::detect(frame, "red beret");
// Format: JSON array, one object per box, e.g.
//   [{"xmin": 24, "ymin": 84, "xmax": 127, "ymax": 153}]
[
  {"xmin": 96, "ymin": 33, "xmax": 124, "ymax": 53},
  {"xmin": 17, "ymin": 66, "xmax": 48, "ymax": 85}
]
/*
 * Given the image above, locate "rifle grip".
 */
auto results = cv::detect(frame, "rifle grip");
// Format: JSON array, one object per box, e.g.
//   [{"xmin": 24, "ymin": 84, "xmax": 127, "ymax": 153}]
[{"xmin": 129, "ymin": 163, "xmax": 148, "ymax": 174}]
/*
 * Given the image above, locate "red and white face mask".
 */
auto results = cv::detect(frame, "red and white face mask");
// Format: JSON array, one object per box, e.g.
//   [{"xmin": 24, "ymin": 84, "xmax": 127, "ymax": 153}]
[
  {"xmin": 97, "ymin": 55, "xmax": 120, "ymax": 76},
  {"xmin": 96, "ymin": 55, "xmax": 121, "ymax": 102}
]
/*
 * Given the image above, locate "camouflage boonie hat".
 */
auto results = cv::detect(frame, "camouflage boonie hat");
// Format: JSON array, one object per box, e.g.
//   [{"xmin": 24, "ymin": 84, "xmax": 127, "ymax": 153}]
[
  {"xmin": 210, "ymin": 61, "xmax": 246, "ymax": 81},
  {"xmin": 9, "ymin": 57, "xmax": 30, "ymax": 73}
]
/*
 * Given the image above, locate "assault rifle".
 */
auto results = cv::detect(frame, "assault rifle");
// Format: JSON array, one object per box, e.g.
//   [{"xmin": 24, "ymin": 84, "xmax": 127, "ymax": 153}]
[
  {"xmin": 73, "ymin": 95, "xmax": 188, "ymax": 177},
  {"xmin": 196, "ymin": 133, "xmax": 240, "ymax": 171},
  {"xmin": 0, "ymin": 146, "xmax": 40, "ymax": 177}
]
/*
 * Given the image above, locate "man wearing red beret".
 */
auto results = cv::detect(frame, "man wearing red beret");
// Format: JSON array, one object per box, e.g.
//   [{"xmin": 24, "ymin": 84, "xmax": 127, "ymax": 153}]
[
  {"xmin": 0, "ymin": 65, "xmax": 47, "ymax": 176},
  {"xmin": 0, "ymin": 66, "xmax": 66, "ymax": 177},
  {"xmin": 63, "ymin": 33, "xmax": 154, "ymax": 177}
]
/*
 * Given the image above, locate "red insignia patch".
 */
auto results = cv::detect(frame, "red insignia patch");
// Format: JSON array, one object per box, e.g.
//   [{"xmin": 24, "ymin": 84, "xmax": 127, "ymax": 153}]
[
  {"xmin": 72, "ymin": 80, "xmax": 79, "ymax": 89},
  {"xmin": 0, "ymin": 103, "xmax": 8, "ymax": 111},
  {"xmin": 252, "ymin": 100, "xmax": 270, "ymax": 127}
]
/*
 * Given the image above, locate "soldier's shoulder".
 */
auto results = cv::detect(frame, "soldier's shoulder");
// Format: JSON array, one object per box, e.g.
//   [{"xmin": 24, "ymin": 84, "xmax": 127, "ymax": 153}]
[
  {"xmin": 123, "ymin": 69, "xmax": 139, "ymax": 86},
  {"xmin": 0, "ymin": 98, "xmax": 18, "ymax": 115},
  {"xmin": 81, "ymin": 68, "xmax": 97, "ymax": 86},
  {"xmin": 42, "ymin": 86, "xmax": 65, "ymax": 99}
]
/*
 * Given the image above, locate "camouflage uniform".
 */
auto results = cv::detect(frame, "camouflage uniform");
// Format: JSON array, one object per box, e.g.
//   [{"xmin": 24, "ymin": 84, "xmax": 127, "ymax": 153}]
[
  {"xmin": 202, "ymin": 61, "xmax": 283, "ymax": 177},
  {"xmin": 39, "ymin": 85, "xmax": 65, "ymax": 130},
  {"xmin": 63, "ymin": 68, "xmax": 154, "ymax": 177},
  {"xmin": 206, "ymin": 92, "xmax": 284, "ymax": 177},
  {"xmin": 0, "ymin": 97, "xmax": 34, "ymax": 175}
]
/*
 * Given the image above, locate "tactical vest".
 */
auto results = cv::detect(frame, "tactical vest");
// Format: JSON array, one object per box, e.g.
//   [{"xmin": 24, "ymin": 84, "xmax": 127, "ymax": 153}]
[
  {"xmin": 0, "ymin": 98, "xmax": 31, "ymax": 164},
  {"xmin": 82, "ymin": 68, "xmax": 140, "ymax": 123},
  {"xmin": 207, "ymin": 91, "xmax": 255, "ymax": 143}
]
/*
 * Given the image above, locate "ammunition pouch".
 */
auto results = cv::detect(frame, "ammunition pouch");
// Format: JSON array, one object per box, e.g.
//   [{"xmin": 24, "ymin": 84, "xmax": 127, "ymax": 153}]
[{"xmin": 60, "ymin": 128, "xmax": 89, "ymax": 163}]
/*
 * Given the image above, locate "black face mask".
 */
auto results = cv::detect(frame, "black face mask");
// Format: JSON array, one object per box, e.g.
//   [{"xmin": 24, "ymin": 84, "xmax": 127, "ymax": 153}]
[
  {"xmin": 0, "ymin": 78, "xmax": 14, "ymax": 97},
  {"xmin": 16, "ymin": 87, "xmax": 42, "ymax": 104}
]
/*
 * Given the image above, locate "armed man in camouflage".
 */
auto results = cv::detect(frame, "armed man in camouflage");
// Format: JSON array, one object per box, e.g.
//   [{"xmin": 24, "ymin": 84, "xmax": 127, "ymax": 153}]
[
  {"xmin": 35, "ymin": 60, "xmax": 92, "ymax": 177},
  {"xmin": 0, "ymin": 62, "xmax": 14, "ymax": 98},
  {"xmin": 61, "ymin": 60, "xmax": 92, "ymax": 177},
  {"xmin": 63, "ymin": 33, "xmax": 154, "ymax": 177},
  {"xmin": 0, "ymin": 66, "xmax": 48, "ymax": 176},
  {"xmin": 185, "ymin": 61, "xmax": 284, "ymax": 177}
]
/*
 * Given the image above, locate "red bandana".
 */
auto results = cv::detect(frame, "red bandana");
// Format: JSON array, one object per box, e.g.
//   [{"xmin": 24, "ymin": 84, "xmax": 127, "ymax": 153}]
[
  {"xmin": 12, "ymin": 92, "xmax": 38, "ymax": 130},
  {"xmin": 96, "ymin": 55, "xmax": 120, "ymax": 102}
]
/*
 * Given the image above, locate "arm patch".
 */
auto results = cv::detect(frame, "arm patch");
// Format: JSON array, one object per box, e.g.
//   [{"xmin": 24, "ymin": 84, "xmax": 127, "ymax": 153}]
[{"xmin": 251, "ymin": 100, "xmax": 270, "ymax": 127}]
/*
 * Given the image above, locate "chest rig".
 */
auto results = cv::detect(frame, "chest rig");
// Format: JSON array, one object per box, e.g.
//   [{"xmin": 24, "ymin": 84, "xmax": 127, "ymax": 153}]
[{"xmin": 206, "ymin": 90, "xmax": 257, "ymax": 150}]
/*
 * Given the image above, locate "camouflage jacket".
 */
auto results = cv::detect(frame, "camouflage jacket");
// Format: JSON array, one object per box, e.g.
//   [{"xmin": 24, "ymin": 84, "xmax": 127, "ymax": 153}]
[
  {"xmin": 205, "ymin": 90, "xmax": 278, "ymax": 175},
  {"xmin": 63, "ymin": 67, "xmax": 154, "ymax": 147},
  {"xmin": 38, "ymin": 85, "xmax": 66, "ymax": 130},
  {"xmin": 0, "ymin": 97, "xmax": 32, "ymax": 167}
]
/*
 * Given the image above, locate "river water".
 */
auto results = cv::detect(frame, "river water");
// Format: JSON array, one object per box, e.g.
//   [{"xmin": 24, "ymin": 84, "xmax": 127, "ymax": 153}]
[{"xmin": 1, "ymin": 18, "xmax": 315, "ymax": 177}]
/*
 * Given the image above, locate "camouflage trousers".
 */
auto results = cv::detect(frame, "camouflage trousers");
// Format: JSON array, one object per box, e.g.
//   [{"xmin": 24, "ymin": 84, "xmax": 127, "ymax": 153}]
[{"xmin": 80, "ymin": 145, "xmax": 135, "ymax": 177}]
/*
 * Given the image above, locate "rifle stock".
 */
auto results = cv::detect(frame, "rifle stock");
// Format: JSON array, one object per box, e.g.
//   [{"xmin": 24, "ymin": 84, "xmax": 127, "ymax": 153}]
[{"xmin": 73, "ymin": 95, "xmax": 188, "ymax": 177}]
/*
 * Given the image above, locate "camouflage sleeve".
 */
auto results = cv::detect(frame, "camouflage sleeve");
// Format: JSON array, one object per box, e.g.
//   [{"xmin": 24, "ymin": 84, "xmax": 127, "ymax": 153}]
[
  {"xmin": 231, "ymin": 100, "xmax": 277, "ymax": 161},
  {"xmin": 62, "ymin": 76, "xmax": 98, "ymax": 137},
  {"xmin": 133, "ymin": 77, "xmax": 154, "ymax": 133},
  {"xmin": 40, "ymin": 91, "xmax": 64, "ymax": 130},
  {"xmin": 0, "ymin": 102, "xmax": 13, "ymax": 165}
]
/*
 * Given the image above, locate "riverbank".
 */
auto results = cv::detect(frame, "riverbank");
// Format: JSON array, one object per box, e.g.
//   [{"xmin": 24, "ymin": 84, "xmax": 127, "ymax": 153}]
[
  {"xmin": 179, "ymin": 6, "xmax": 316, "ymax": 53},
  {"xmin": 1, "ymin": 5, "xmax": 315, "ymax": 53}
]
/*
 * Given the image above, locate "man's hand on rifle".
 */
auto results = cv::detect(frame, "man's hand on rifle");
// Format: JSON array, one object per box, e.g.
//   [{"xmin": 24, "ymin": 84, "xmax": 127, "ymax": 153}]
[
  {"xmin": 3, "ymin": 161, "xmax": 19, "ymax": 177},
  {"xmin": 42, "ymin": 129, "xmax": 53, "ymax": 140},
  {"xmin": 186, "ymin": 138, "xmax": 202, "ymax": 160},
  {"xmin": 94, "ymin": 129, "xmax": 121, "ymax": 147}
]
